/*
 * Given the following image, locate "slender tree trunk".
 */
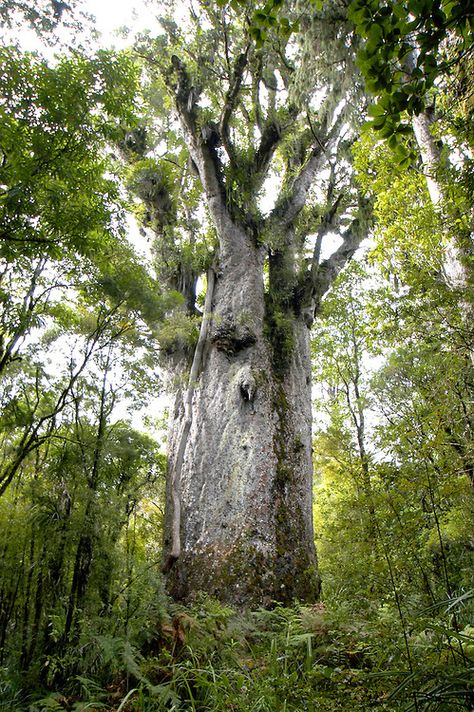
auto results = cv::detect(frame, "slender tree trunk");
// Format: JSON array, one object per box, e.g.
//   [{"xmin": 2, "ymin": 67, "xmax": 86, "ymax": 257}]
[
  {"xmin": 412, "ymin": 110, "xmax": 473, "ymax": 292},
  {"xmin": 20, "ymin": 531, "xmax": 36, "ymax": 669},
  {"xmin": 402, "ymin": 50, "xmax": 473, "ymax": 299},
  {"xmin": 62, "ymin": 526, "xmax": 93, "ymax": 645},
  {"xmin": 26, "ymin": 540, "xmax": 46, "ymax": 668},
  {"xmin": 0, "ymin": 569, "xmax": 22, "ymax": 664},
  {"xmin": 163, "ymin": 231, "xmax": 319, "ymax": 606},
  {"xmin": 63, "ymin": 353, "xmax": 111, "ymax": 643}
]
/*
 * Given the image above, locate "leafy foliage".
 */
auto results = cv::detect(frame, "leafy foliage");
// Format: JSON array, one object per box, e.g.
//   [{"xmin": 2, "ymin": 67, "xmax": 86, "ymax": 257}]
[
  {"xmin": 0, "ymin": 1, "xmax": 473, "ymax": 710},
  {"xmin": 2, "ymin": 597, "xmax": 472, "ymax": 710},
  {"xmin": 0, "ymin": 0, "xmax": 83, "ymax": 39},
  {"xmin": 0, "ymin": 33, "xmax": 171, "ymax": 708},
  {"xmin": 349, "ymin": 0, "xmax": 474, "ymax": 139},
  {"xmin": 0, "ymin": 47, "xmax": 139, "ymax": 260}
]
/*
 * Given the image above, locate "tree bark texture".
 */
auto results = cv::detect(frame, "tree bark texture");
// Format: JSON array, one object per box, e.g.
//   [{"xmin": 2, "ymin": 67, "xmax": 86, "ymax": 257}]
[{"xmin": 163, "ymin": 229, "xmax": 320, "ymax": 607}]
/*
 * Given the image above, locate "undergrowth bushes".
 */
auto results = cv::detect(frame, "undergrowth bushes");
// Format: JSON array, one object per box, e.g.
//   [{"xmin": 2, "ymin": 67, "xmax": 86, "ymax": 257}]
[{"xmin": 4, "ymin": 593, "xmax": 472, "ymax": 712}]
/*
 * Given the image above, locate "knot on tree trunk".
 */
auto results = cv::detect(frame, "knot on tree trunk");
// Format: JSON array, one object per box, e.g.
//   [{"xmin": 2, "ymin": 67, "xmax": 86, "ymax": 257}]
[
  {"xmin": 238, "ymin": 365, "xmax": 258, "ymax": 402},
  {"xmin": 211, "ymin": 318, "xmax": 257, "ymax": 356}
]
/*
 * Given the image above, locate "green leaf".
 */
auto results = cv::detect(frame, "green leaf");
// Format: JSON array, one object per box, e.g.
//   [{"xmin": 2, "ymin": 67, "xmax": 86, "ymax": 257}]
[
  {"xmin": 388, "ymin": 134, "xmax": 398, "ymax": 150},
  {"xmin": 393, "ymin": 3, "xmax": 407, "ymax": 19},
  {"xmin": 249, "ymin": 26, "xmax": 262, "ymax": 40},
  {"xmin": 253, "ymin": 10, "xmax": 268, "ymax": 24},
  {"xmin": 368, "ymin": 22, "xmax": 383, "ymax": 45},
  {"xmin": 367, "ymin": 102, "xmax": 386, "ymax": 117}
]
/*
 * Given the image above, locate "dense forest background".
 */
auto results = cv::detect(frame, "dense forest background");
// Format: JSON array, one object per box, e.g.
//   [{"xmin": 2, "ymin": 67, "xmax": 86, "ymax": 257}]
[{"xmin": 0, "ymin": 0, "xmax": 473, "ymax": 709}]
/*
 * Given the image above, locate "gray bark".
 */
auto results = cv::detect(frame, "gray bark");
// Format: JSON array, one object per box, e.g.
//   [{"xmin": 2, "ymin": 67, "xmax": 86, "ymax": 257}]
[
  {"xmin": 161, "ymin": 217, "xmax": 366, "ymax": 605},
  {"xmin": 163, "ymin": 229, "xmax": 320, "ymax": 606}
]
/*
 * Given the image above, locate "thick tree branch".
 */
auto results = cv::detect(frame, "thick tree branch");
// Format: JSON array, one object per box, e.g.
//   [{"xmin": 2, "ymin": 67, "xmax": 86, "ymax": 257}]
[
  {"xmin": 308, "ymin": 162, "xmax": 342, "ymax": 270},
  {"xmin": 311, "ymin": 193, "xmax": 344, "ymax": 270},
  {"xmin": 251, "ymin": 53, "xmax": 265, "ymax": 133},
  {"xmin": 269, "ymin": 112, "xmax": 343, "ymax": 231},
  {"xmin": 253, "ymin": 120, "xmax": 282, "ymax": 177},
  {"xmin": 166, "ymin": 55, "xmax": 235, "ymax": 239},
  {"xmin": 269, "ymin": 145, "xmax": 325, "ymax": 230},
  {"xmin": 312, "ymin": 208, "xmax": 370, "ymax": 309},
  {"xmin": 219, "ymin": 47, "xmax": 249, "ymax": 167}
]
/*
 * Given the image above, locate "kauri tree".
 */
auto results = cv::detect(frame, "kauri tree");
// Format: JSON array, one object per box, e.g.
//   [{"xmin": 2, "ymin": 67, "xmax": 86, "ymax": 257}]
[{"xmin": 132, "ymin": 0, "xmax": 369, "ymax": 605}]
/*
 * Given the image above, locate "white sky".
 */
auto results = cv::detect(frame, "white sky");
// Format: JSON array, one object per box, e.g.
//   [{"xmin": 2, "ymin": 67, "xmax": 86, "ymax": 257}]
[
  {"xmin": 80, "ymin": 0, "xmax": 162, "ymax": 47},
  {"xmin": 9, "ymin": 0, "xmax": 163, "ymax": 55}
]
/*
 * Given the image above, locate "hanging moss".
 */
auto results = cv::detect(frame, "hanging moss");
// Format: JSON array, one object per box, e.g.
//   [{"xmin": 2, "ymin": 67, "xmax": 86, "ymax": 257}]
[
  {"xmin": 264, "ymin": 247, "xmax": 303, "ymax": 377},
  {"xmin": 270, "ymin": 380, "xmax": 322, "ymax": 603}
]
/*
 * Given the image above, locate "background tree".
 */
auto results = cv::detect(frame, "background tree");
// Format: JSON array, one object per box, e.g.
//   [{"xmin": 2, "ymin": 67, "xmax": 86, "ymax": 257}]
[
  {"xmin": 312, "ymin": 257, "xmax": 474, "ymax": 691},
  {"xmin": 0, "ymin": 0, "xmax": 83, "ymax": 38},
  {"xmin": 309, "ymin": 84, "xmax": 473, "ymax": 697},
  {"xmin": 0, "ymin": 46, "xmax": 167, "ymax": 494},
  {"xmin": 0, "ymin": 42, "xmax": 171, "ymax": 696}
]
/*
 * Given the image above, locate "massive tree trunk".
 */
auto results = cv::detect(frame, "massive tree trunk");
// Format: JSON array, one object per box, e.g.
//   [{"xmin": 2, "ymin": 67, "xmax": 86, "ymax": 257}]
[
  {"xmin": 163, "ymin": 225, "xmax": 319, "ymax": 606},
  {"xmin": 161, "ymin": 226, "xmax": 364, "ymax": 606}
]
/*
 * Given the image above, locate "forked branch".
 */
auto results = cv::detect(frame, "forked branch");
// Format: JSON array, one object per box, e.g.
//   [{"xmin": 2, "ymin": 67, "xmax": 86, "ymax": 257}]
[
  {"xmin": 220, "ymin": 48, "xmax": 249, "ymax": 166},
  {"xmin": 166, "ymin": 56, "xmax": 233, "ymax": 236},
  {"xmin": 312, "ymin": 200, "xmax": 372, "ymax": 306},
  {"xmin": 269, "ymin": 111, "xmax": 344, "ymax": 231}
]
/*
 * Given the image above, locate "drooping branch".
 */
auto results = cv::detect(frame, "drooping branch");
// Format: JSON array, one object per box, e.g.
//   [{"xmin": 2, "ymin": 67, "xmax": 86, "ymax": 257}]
[{"xmin": 0, "ymin": 307, "xmax": 120, "ymax": 498}]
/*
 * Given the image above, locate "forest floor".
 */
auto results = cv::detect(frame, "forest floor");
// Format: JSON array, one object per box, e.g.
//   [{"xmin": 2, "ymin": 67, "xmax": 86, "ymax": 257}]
[{"xmin": 4, "ymin": 596, "xmax": 473, "ymax": 712}]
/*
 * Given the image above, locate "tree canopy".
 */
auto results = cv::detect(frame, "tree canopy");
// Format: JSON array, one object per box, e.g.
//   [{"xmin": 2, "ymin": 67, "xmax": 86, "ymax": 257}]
[{"xmin": 0, "ymin": 0, "xmax": 473, "ymax": 709}]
